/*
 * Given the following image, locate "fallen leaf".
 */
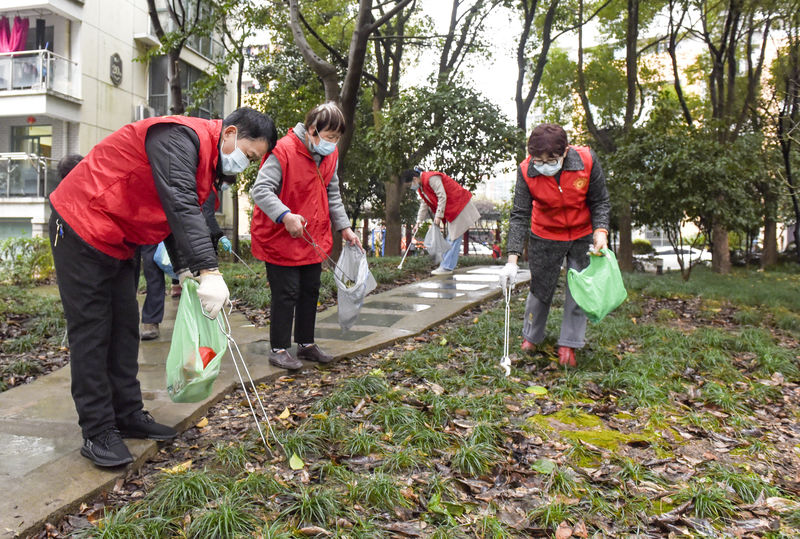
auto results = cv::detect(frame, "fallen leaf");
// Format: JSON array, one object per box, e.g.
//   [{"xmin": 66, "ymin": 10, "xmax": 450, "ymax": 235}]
[
  {"xmin": 279, "ymin": 407, "xmax": 291, "ymax": 419},
  {"xmin": 573, "ymin": 521, "xmax": 588, "ymax": 538},
  {"xmin": 289, "ymin": 453, "xmax": 305, "ymax": 470},
  {"xmin": 383, "ymin": 521, "xmax": 424, "ymax": 537},
  {"xmin": 161, "ymin": 460, "xmax": 192, "ymax": 474},
  {"xmin": 526, "ymin": 385, "xmax": 548, "ymax": 396},
  {"xmin": 195, "ymin": 417, "xmax": 208, "ymax": 428},
  {"xmin": 298, "ymin": 525, "xmax": 331, "ymax": 536},
  {"xmin": 765, "ymin": 497, "xmax": 800, "ymax": 512},
  {"xmin": 531, "ymin": 458, "xmax": 557, "ymax": 474},
  {"xmin": 440, "ymin": 337, "xmax": 448, "ymax": 345},
  {"xmin": 555, "ymin": 521, "xmax": 573, "ymax": 539}
]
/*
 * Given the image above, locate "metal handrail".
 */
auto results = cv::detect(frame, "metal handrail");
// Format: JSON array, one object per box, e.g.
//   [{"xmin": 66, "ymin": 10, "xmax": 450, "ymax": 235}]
[
  {"xmin": 0, "ymin": 49, "xmax": 79, "ymax": 98},
  {"xmin": 0, "ymin": 153, "xmax": 59, "ymax": 198}
]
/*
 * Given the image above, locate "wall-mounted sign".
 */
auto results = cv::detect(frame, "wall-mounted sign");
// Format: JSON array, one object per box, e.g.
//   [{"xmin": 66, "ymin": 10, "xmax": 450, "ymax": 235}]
[{"xmin": 110, "ymin": 53, "xmax": 123, "ymax": 86}]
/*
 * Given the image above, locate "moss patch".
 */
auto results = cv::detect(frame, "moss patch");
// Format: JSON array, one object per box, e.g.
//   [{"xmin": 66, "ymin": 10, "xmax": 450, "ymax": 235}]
[
  {"xmin": 549, "ymin": 409, "xmax": 603, "ymax": 428},
  {"xmin": 560, "ymin": 428, "xmax": 651, "ymax": 451}
]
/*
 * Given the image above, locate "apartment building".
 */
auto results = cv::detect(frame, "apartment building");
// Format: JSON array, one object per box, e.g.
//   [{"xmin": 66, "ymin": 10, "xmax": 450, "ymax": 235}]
[{"xmin": 0, "ymin": 0, "xmax": 235, "ymax": 239}]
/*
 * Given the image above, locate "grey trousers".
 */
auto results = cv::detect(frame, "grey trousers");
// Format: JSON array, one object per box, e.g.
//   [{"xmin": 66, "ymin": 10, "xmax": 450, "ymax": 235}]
[{"xmin": 522, "ymin": 233, "xmax": 591, "ymax": 348}]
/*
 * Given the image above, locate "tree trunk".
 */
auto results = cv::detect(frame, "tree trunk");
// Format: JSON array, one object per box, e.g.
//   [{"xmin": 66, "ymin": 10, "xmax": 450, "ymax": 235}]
[
  {"xmin": 383, "ymin": 176, "xmax": 403, "ymax": 256},
  {"xmin": 761, "ymin": 217, "xmax": 777, "ymax": 268},
  {"xmin": 232, "ymin": 57, "xmax": 244, "ymax": 256},
  {"xmin": 330, "ymin": 227, "xmax": 343, "ymax": 265},
  {"xmin": 617, "ymin": 202, "xmax": 633, "ymax": 271},
  {"xmin": 168, "ymin": 48, "xmax": 184, "ymax": 115},
  {"xmin": 711, "ymin": 221, "xmax": 731, "ymax": 274}
]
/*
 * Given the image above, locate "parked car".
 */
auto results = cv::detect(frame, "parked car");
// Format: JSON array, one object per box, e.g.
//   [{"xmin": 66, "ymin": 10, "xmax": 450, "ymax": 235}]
[{"xmin": 634, "ymin": 246, "xmax": 711, "ymax": 272}]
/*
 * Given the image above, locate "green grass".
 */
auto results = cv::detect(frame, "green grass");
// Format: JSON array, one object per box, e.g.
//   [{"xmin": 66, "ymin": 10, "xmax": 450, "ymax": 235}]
[
  {"xmin": 349, "ymin": 472, "xmax": 410, "ymax": 511},
  {"xmin": 71, "ymin": 504, "xmax": 173, "ymax": 538},
  {"xmin": 343, "ymin": 424, "xmax": 381, "ymax": 456},
  {"xmin": 281, "ymin": 485, "xmax": 343, "ymax": 526},
  {"xmin": 185, "ymin": 492, "xmax": 259, "ymax": 538},
  {"xmin": 673, "ymin": 480, "xmax": 738, "ymax": 520},
  {"xmin": 212, "ymin": 441, "xmax": 254, "ymax": 472},
  {"xmin": 144, "ymin": 469, "xmax": 223, "ymax": 517},
  {"xmin": 705, "ymin": 463, "xmax": 780, "ymax": 503},
  {"xmin": 0, "ymin": 285, "xmax": 65, "ymax": 355},
  {"xmin": 451, "ymin": 440, "xmax": 502, "ymax": 477},
  {"xmin": 57, "ymin": 265, "xmax": 800, "ymax": 535}
]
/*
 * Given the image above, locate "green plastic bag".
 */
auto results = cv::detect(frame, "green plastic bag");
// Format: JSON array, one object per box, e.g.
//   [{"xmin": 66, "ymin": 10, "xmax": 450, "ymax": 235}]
[
  {"xmin": 166, "ymin": 279, "xmax": 228, "ymax": 403},
  {"xmin": 567, "ymin": 248, "xmax": 627, "ymax": 323}
]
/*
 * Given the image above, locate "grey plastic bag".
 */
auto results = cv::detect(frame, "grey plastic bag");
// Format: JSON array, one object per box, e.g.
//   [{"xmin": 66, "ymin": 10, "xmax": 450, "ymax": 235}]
[
  {"xmin": 334, "ymin": 244, "xmax": 377, "ymax": 330},
  {"xmin": 424, "ymin": 225, "xmax": 449, "ymax": 258}
]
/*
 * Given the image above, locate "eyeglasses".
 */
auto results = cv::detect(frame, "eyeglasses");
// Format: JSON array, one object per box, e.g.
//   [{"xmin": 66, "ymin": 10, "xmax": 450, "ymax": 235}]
[{"xmin": 532, "ymin": 157, "xmax": 562, "ymax": 166}]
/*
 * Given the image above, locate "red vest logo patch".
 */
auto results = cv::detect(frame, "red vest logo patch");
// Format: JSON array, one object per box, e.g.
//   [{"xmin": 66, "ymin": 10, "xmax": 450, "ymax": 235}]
[{"xmin": 574, "ymin": 177, "xmax": 588, "ymax": 190}]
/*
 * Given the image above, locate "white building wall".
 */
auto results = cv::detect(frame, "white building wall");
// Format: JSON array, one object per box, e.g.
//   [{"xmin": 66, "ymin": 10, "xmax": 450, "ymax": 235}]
[
  {"xmin": 77, "ymin": 0, "xmax": 150, "ymax": 152},
  {"xmin": 1, "ymin": 0, "xmax": 238, "ymax": 238}
]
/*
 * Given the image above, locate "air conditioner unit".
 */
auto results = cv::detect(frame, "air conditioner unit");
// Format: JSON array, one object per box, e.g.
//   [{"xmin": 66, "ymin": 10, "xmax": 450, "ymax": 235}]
[{"xmin": 134, "ymin": 104, "xmax": 156, "ymax": 121}]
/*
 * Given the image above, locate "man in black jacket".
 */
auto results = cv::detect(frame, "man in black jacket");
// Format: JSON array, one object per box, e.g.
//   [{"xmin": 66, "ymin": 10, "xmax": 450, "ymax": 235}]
[{"xmin": 49, "ymin": 108, "xmax": 277, "ymax": 467}]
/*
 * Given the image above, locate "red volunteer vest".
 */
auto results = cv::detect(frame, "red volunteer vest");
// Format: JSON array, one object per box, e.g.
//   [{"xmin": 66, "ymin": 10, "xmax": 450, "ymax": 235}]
[
  {"xmin": 418, "ymin": 171, "xmax": 472, "ymax": 223},
  {"xmin": 520, "ymin": 145, "xmax": 594, "ymax": 241},
  {"xmin": 49, "ymin": 116, "xmax": 222, "ymax": 259},
  {"xmin": 250, "ymin": 130, "xmax": 338, "ymax": 266}
]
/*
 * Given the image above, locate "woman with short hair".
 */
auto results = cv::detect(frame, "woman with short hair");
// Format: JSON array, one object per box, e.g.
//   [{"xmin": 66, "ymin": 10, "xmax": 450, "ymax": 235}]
[
  {"xmin": 499, "ymin": 123, "xmax": 611, "ymax": 367},
  {"xmin": 250, "ymin": 102, "xmax": 361, "ymax": 370}
]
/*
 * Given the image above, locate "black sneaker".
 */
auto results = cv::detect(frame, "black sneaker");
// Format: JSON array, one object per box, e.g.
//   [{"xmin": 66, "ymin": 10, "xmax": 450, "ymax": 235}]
[
  {"xmin": 117, "ymin": 410, "xmax": 177, "ymax": 441},
  {"xmin": 81, "ymin": 428, "xmax": 134, "ymax": 467}
]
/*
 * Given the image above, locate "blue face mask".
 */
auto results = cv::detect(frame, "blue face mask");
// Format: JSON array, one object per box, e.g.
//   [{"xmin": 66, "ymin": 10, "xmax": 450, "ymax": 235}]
[
  {"xmin": 313, "ymin": 138, "xmax": 337, "ymax": 156},
  {"xmin": 220, "ymin": 182, "xmax": 231, "ymax": 192},
  {"xmin": 534, "ymin": 159, "xmax": 563, "ymax": 177},
  {"xmin": 410, "ymin": 182, "xmax": 420, "ymax": 191}
]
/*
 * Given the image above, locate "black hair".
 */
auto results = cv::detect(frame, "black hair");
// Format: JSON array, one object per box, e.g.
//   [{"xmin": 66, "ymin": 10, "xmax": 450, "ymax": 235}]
[
  {"xmin": 304, "ymin": 102, "xmax": 346, "ymax": 135},
  {"xmin": 400, "ymin": 169, "xmax": 421, "ymax": 183},
  {"xmin": 57, "ymin": 153, "xmax": 83, "ymax": 180},
  {"xmin": 223, "ymin": 107, "xmax": 278, "ymax": 150}
]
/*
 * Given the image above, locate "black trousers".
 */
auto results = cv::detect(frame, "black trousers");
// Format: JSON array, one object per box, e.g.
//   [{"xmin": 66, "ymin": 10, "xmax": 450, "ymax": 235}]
[
  {"xmin": 265, "ymin": 262, "xmax": 322, "ymax": 349},
  {"xmin": 49, "ymin": 209, "xmax": 143, "ymax": 438},
  {"xmin": 135, "ymin": 244, "xmax": 165, "ymax": 324}
]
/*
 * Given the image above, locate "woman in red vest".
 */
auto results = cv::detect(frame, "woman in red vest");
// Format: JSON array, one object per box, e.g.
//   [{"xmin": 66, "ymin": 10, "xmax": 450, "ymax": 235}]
[
  {"xmin": 48, "ymin": 108, "xmax": 277, "ymax": 467},
  {"xmin": 499, "ymin": 123, "xmax": 611, "ymax": 367},
  {"xmin": 250, "ymin": 102, "xmax": 361, "ymax": 371},
  {"xmin": 400, "ymin": 168, "xmax": 480, "ymax": 275}
]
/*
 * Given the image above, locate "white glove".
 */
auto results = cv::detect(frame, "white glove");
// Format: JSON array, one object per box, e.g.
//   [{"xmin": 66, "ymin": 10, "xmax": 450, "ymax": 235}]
[
  {"xmin": 498, "ymin": 262, "xmax": 518, "ymax": 291},
  {"xmin": 177, "ymin": 269, "xmax": 192, "ymax": 285},
  {"xmin": 196, "ymin": 272, "xmax": 229, "ymax": 319}
]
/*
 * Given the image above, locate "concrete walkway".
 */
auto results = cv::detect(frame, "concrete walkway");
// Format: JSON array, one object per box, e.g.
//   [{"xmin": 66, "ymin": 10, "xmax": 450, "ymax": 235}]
[{"xmin": 0, "ymin": 264, "xmax": 529, "ymax": 538}]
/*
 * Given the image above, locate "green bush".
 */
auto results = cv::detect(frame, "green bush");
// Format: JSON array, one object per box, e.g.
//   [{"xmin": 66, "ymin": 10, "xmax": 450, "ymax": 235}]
[
  {"xmin": 0, "ymin": 236, "xmax": 54, "ymax": 284},
  {"xmin": 632, "ymin": 239, "xmax": 654, "ymax": 255}
]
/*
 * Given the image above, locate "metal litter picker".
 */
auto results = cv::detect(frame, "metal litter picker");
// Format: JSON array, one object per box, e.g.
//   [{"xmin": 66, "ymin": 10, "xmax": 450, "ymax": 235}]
[
  {"xmin": 215, "ymin": 307, "xmax": 283, "ymax": 456},
  {"xmin": 500, "ymin": 281, "xmax": 512, "ymax": 376},
  {"xmin": 397, "ymin": 225, "xmax": 419, "ymax": 269}
]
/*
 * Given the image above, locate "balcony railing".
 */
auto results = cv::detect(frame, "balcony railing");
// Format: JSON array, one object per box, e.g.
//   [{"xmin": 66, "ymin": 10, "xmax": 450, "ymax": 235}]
[
  {"xmin": 0, "ymin": 49, "xmax": 79, "ymax": 99},
  {"xmin": 0, "ymin": 153, "xmax": 59, "ymax": 198}
]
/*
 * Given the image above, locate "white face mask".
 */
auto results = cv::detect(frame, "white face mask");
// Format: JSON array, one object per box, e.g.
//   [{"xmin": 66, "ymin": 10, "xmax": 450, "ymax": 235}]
[
  {"xmin": 221, "ymin": 129, "xmax": 249, "ymax": 175},
  {"xmin": 534, "ymin": 158, "xmax": 563, "ymax": 177}
]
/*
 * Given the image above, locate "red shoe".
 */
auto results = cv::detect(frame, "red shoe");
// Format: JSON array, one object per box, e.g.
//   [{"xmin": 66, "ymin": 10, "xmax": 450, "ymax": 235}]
[
  {"xmin": 558, "ymin": 346, "xmax": 576, "ymax": 367},
  {"xmin": 521, "ymin": 339, "xmax": 536, "ymax": 353}
]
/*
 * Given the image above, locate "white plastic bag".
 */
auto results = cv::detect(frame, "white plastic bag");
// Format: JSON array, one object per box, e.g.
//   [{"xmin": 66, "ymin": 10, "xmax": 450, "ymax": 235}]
[
  {"xmin": 334, "ymin": 244, "xmax": 377, "ymax": 330},
  {"xmin": 424, "ymin": 225, "xmax": 449, "ymax": 258}
]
